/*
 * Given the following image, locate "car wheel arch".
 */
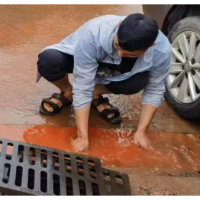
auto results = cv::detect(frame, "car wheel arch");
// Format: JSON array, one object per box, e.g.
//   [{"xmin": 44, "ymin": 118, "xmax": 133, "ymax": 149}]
[{"xmin": 162, "ymin": 5, "xmax": 200, "ymax": 36}]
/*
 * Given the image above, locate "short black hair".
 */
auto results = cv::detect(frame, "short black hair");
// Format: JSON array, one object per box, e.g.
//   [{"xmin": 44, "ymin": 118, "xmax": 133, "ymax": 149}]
[{"xmin": 117, "ymin": 13, "xmax": 158, "ymax": 51}]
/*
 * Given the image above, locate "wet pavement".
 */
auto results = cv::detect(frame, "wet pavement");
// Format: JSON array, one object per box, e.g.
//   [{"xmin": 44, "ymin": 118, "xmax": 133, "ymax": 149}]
[{"xmin": 1, "ymin": 5, "xmax": 200, "ymax": 195}]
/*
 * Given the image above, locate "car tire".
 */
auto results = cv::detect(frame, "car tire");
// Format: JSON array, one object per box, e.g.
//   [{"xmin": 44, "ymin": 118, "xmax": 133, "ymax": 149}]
[{"xmin": 165, "ymin": 16, "xmax": 200, "ymax": 121}]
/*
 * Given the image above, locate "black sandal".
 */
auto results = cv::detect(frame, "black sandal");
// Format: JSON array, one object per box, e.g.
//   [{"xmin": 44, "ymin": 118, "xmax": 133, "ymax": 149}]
[
  {"xmin": 91, "ymin": 95, "xmax": 122, "ymax": 124},
  {"xmin": 40, "ymin": 92, "xmax": 72, "ymax": 116}
]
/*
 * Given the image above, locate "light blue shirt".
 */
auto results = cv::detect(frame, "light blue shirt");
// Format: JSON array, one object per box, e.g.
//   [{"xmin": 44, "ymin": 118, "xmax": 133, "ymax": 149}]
[{"xmin": 41, "ymin": 15, "xmax": 172, "ymax": 110}]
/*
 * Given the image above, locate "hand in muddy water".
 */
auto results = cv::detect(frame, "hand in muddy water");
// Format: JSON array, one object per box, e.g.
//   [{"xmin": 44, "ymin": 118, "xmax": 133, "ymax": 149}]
[
  {"xmin": 133, "ymin": 131, "xmax": 153, "ymax": 150},
  {"xmin": 71, "ymin": 137, "xmax": 89, "ymax": 152}
]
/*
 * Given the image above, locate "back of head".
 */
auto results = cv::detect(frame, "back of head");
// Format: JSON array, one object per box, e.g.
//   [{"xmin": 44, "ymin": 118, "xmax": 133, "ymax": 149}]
[{"xmin": 117, "ymin": 13, "xmax": 159, "ymax": 51}]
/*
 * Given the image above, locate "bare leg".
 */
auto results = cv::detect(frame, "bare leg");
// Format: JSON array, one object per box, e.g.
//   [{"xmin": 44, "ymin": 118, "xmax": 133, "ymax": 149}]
[
  {"xmin": 43, "ymin": 74, "xmax": 73, "ymax": 112},
  {"xmin": 93, "ymin": 84, "xmax": 115, "ymax": 118},
  {"xmin": 93, "ymin": 84, "xmax": 111, "ymax": 98}
]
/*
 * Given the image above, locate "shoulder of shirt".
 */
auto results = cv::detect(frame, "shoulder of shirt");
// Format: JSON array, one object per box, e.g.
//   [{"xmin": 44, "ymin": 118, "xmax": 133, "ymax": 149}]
[{"xmin": 153, "ymin": 31, "xmax": 172, "ymax": 56}]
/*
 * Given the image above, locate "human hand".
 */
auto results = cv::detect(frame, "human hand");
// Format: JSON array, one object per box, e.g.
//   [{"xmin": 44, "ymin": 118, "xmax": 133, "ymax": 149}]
[{"xmin": 72, "ymin": 135, "xmax": 89, "ymax": 152}]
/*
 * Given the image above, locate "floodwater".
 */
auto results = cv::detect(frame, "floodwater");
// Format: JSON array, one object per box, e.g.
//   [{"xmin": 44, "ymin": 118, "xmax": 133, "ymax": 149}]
[{"xmin": 1, "ymin": 5, "xmax": 200, "ymax": 179}]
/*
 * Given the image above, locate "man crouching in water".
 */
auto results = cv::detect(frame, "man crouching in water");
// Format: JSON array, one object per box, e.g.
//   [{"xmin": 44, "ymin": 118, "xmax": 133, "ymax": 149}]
[{"xmin": 36, "ymin": 13, "xmax": 171, "ymax": 151}]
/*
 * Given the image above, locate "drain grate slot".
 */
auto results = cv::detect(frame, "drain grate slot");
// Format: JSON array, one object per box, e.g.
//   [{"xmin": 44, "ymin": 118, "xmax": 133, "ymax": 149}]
[
  {"xmin": 6, "ymin": 143, "xmax": 13, "ymax": 160},
  {"xmin": 53, "ymin": 152, "xmax": 59, "ymax": 170},
  {"xmin": 18, "ymin": 145, "xmax": 24, "ymax": 163},
  {"xmin": 88, "ymin": 160, "xmax": 97, "ymax": 179},
  {"xmin": 3, "ymin": 164, "xmax": 11, "ymax": 184},
  {"xmin": 29, "ymin": 148, "xmax": 35, "ymax": 165},
  {"xmin": 66, "ymin": 177, "xmax": 73, "ymax": 195},
  {"xmin": 115, "ymin": 175, "xmax": 123, "ymax": 185},
  {"xmin": 41, "ymin": 150, "xmax": 47, "ymax": 168},
  {"xmin": 15, "ymin": 166, "xmax": 23, "ymax": 186},
  {"xmin": 79, "ymin": 180, "xmax": 86, "ymax": 195},
  {"xmin": 0, "ymin": 138, "xmax": 131, "ymax": 195},
  {"xmin": 64, "ymin": 155, "xmax": 71, "ymax": 173},
  {"xmin": 28, "ymin": 169, "xmax": 35, "ymax": 190},
  {"xmin": 103, "ymin": 171, "xmax": 111, "ymax": 194},
  {"xmin": 76, "ymin": 157, "xmax": 84, "ymax": 176},
  {"xmin": 92, "ymin": 183, "xmax": 99, "ymax": 195},
  {"xmin": 40, "ymin": 171, "xmax": 47, "ymax": 193},
  {"xmin": 53, "ymin": 174, "xmax": 60, "ymax": 195}
]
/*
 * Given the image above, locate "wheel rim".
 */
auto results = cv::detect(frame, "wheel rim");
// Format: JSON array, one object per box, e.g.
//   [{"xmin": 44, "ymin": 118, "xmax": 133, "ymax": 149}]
[{"xmin": 167, "ymin": 31, "xmax": 200, "ymax": 103}]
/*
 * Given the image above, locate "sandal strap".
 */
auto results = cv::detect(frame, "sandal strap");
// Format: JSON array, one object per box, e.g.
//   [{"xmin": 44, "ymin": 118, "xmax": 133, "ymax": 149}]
[
  {"xmin": 91, "ymin": 95, "xmax": 109, "ymax": 107},
  {"xmin": 52, "ymin": 93, "xmax": 72, "ymax": 105},
  {"xmin": 92, "ymin": 95, "xmax": 120, "ymax": 120},
  {"xmin": 41, "ymin": 98, "xmax": 60, "ymax": 113}
]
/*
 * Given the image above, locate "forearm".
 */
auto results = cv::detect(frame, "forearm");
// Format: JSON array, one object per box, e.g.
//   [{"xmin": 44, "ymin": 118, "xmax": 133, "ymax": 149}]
[
  {"xmin": 137, "ymin": 104, "xmax": 157, "ymax": 132},
  {"xmin": 75, "ymin": 104, "xmax": 91, "ymax": 139}
]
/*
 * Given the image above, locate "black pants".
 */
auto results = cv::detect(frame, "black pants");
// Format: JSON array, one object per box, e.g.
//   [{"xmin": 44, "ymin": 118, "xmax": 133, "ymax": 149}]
[{"xmin": 37, "ymin": 49, "xmax": 149, "ymax": 95}]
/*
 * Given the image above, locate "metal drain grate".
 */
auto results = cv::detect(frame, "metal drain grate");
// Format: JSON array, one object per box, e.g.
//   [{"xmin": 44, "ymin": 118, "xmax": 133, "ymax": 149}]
[{"xmin": 0, "ymin": 138, "xmax": 131, "ymax": 195}]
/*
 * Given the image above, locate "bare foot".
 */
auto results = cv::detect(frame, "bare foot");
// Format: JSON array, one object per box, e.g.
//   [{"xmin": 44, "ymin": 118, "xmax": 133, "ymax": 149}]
[
  {"xmin": 72, "ymin": 137, "xmax": 89, "ymax": 152},
  {"xmin": 44, "ymin": 93, "xmax": 72, "ymax": 112},
  {"xmin": 43, "ymin": 98, "xmax": 62, "ymax": 112}
]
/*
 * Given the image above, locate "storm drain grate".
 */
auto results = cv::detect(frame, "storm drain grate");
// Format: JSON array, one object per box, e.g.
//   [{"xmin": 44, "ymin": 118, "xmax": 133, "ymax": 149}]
[{"xmin": 0, "ymin": 138, "xmax": 131, "ymax": 195}]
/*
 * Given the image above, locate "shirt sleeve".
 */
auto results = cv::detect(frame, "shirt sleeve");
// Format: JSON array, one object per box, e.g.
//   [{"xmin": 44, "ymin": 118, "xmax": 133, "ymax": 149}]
[
  {"xmin": 72, "ymin": 31, "xmax": 99, "ymax": 110},
  {"xmin": 142, "ymin": 50, "xmax": 172, "ymax": 107}
]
